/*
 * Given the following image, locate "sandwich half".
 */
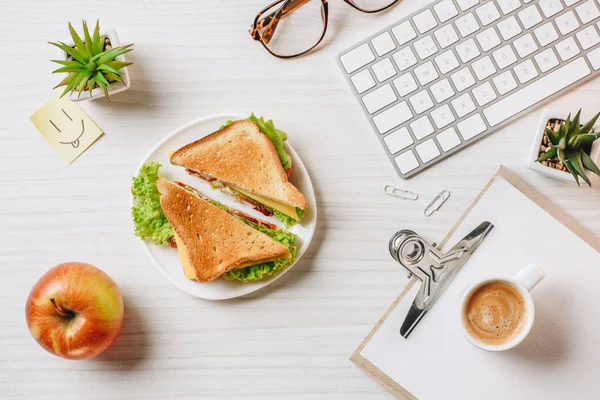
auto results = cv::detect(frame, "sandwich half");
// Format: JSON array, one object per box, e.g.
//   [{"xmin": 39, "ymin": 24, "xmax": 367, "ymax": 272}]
[
  {"xmin": 169, "ymin": 119, "xmax": 308, "ymax": 227},
  {"xmin": 156, "ymin": 177, "xmax": 296, "ymax": 282}
]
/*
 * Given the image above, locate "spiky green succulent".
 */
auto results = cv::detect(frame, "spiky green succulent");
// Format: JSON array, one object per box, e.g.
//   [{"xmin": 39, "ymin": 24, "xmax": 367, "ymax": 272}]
[
  {"xmin": 537, "ymin": 109, "xmax": 600, "ymax": 187},
  {"xmin": 50, "ymin": 20, "xmax": 133, "ymax": 100}
]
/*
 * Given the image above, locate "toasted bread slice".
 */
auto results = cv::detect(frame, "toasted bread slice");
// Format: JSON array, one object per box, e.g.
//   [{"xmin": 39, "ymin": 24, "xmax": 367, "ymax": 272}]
[
  {"xmin": 157, "ymin": 177, "xmax": 291, "ymax": 282},
  {"xmin": 169, "ymin": 120, "xmax": 308, "ymax": 212}
]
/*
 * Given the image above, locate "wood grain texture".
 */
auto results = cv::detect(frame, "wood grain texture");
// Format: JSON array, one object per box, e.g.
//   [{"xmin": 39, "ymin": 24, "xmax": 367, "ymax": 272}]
[{"xmin": 1, "ymin": 1, "xmax": 600, "ymax": 399}]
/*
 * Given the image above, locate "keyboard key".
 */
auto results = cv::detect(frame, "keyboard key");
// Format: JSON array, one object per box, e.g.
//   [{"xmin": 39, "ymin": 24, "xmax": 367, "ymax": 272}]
[
  {"xmin": 496, "ymin": 0, "xmax": 522, "ymax": 14},
  {"xmin": 395, "ymin": 150, "xmax": 420, "ymax": 174},
  {"xmin": 371, "ymin": 32, "xmax": 396, "ymax": 56},
  {"xmin": 576, "ymin": 26, "xmax": 600, "ymax": 50},
  {"xmin": 350, "ymin": 69, "xmax": 376, "ymax": 94},
  {"xmin": 415, "ymin": 139, "xmax": 441, "ymax": 163},
  {"xmin": 392, "ymin": 47, "xmax": 418, "ymax": 71},
  {"xmin": 472, "ymin": 56, "xmax": 497, "ymax": 80},
  {"xmin": 556, "ymin": 37, "xmax": 581, "ymax": 61},
  {"xmin": 455, "ymin": 13, "xmax": 480, "ymax": 37},
  {"xmin": 534, "ymin": 48, "xmax": 559, "ymax": 72},
  {"xmin": 534, "ymin": 22, "xmax": 559, "ymax": 47},
  {"xmin": 476, "ymin": 2, "xmax": 501, "ymax": 26},
  {"xmin": 513, "ymin": 33, "xmax": 538, "ymax": 58},
  {"xmin": 587, "ymin": 47, "xmax": 600, "ymax": 69},
  {"xmin": 431, "ymin": 104, "xmax": 456, "ymax": 128},
  {"xmin": 576, "ymin": 0, "xmax": 600, "ymax": 24},
  {"xmin": 497, "ymin": 16, "xmax": 522, "ymax": 40},
  {"xmin": 362, "ymin": 84, "xmax": 397, "ymax": 113},
  {"xmin": 451, "ymin": 93, "xmax": 476, "ymax": 117},
  {"xmin": 392, "ymin": 21, "xmax": 417, "ymax": 45},
  {"xmin": 413, "ymin": 9, "xmax": 438, "ymax": 34},
  {"xmin": 414, "ymin": 36, "xmax": 439, "ymax": 60},
  {"xmin": 434, "ymin": 25, "xmax": 459, "ymax": 48},
  {"xmin": 513, "ymin": 59, "xmax": 539, "ymax": 83},
  {"xmin": 457, "ymin": 0, "xmax": 479, "ymax": 11},
  {"xmin": 410, "ymin": 90, "xmax": 435, "ymax": 114},
  {"xmin": 410, "ymin": 116, "xmax": 435, "ymax": 139},
  {"xmin": 565, "ymin": 0, "xmax": 582, "ymax": 5},
  {"xmin": 538, "ymin": 0, "xmax": 563, "ymax": 18},
  {"xmin": 372, "ymin": 58, "xmax": 397, "ymax": 82},
  {"xmin": 431, "ymin": 79, "xmax": 455, "ymax": 103},
  {"xmin": 436, "ymin": 127, "xmax": 461, "ymax": 151},
  {"xmin": 555, "ymin": 11, "xmax": 580, "ymax": 36},
  {"xmin": 435, "ymin": 50, "xmax": 460, "ymax": 74},
  {"xmin": 483, "ymin": 58, "xmax": 591, "ymax": 126},
  {"xmin": 476, "ymin": 27, "xmax": 501, "ymax": 51},
  {"xmin": 434, "ymin": 0, "xmax": 459, "ymax": 22},
  {"xmin": 458, "ymin": 114, "xmax": 487, "ymax": 140},
  {"xmin": 393, "ymin": 72, "xmax": 418, "ymax": 96},
  {"xmin": 493, "ymin": 70, "xmax": 518, "ymax": 95},
  {"xmin": 451, "ymin": 67, "xmax": 476, "ymax": 91},
  {"xmin": 414, "ymin": 61, "xmax": 439, "ymax": 85},
  {"xmin": 472, "ymin": 82, "xmax": 498, "ymax": 106},
  {"xmin": 373, "ymin": 102, "xmax": 413, "ymax": 133},
  {"xmin": 340, "ymin": 44, "xmax": 375, "ymax": 74},
  {"xmin": 518, "ymin": 5, "xmax": 543, "ymax": 29},
  {"xmin": 384, "ymin": 127, "xmax": 413, "ymax": 154},
  {"xmin": 456, "ymin": 38, "xmax": 480, "ymax": 62},
  {"xmin": 493, "ymin": 45, "xmax": 518, "ymax": 69}
]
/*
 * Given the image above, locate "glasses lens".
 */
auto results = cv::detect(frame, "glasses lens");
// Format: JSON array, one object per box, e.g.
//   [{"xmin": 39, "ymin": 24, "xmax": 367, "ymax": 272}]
[
  {"xmin": 258, "ymin": 0, "xmax": 325, "ymax": 57},
  {"xmin": 349, "ymin": 0, "xmax": 398, "ymax": 12}
]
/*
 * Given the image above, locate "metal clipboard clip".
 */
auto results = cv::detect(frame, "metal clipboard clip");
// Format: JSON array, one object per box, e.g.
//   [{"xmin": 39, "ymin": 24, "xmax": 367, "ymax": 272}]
[{"xmin": 389, "ymin": 221, "xmax": 494, "ymax": 338}]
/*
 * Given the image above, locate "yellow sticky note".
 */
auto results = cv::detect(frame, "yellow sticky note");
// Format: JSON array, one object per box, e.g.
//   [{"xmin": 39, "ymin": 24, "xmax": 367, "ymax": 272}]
[{"xmin": 30, "ymin": 95, "xmax": 103, "ymax": 164}]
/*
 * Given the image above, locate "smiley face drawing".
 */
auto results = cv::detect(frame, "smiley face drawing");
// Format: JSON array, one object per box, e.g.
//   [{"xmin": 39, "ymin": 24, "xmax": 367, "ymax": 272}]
[{"xmin": 50, "ymin": 108, "xmax": 85, "ymax": 148}]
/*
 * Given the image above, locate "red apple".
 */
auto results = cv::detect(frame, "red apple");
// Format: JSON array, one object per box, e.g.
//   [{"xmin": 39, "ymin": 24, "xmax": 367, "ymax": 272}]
[{"xmin": 25, "ymin": 262, "xmax": 124, "ymax": 360}]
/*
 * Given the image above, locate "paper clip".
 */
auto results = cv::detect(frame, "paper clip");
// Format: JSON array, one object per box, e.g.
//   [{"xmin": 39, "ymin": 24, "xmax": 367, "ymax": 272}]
[
  {"xmin": 384, "ymin": 185, "xmax": 418, "ymax": 201},
  {"xmin": 424, "ymin": 190, "xmax": 451, "ymax": 217}
]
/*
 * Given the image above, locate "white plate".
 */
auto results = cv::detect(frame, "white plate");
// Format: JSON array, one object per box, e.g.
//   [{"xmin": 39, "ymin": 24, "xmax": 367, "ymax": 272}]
[{"xmin": 133, "ymin": 113, "xmax": 317, "ymax": 300}]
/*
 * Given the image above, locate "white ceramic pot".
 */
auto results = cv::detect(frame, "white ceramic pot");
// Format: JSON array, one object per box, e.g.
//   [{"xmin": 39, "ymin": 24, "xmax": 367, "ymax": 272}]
[
  {"xmin": 526, "ymin": 109, "xmax": 600, "ymax": 187},
  {"xmin": 57, "ymin": 28, "xmax": 131, "ymax": 101}
]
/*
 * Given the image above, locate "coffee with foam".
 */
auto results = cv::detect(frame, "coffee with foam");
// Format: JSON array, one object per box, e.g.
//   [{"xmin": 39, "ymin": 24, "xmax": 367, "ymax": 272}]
[{"xmin": 462, "ymin": 281, "xmax": 527, "ymax": 346}]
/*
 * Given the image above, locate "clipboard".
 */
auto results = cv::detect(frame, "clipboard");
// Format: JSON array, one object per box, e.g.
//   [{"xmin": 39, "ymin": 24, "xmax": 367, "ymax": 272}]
[{"xmin": 350, "ymin": 166, "xmax": 600, "ymax": 399}]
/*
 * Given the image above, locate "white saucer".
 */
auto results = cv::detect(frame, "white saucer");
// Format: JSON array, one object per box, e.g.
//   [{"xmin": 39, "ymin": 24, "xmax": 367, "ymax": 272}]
[{"xmin": 133, "ymin": 114, "xmax": 317, "ymax": 300}]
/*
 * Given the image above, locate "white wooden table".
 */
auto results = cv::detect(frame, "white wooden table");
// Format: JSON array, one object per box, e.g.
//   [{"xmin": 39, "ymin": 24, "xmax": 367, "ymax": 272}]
[{"xmin": 2, "ymin": 1, "xmax": 600, "ymax": 399}]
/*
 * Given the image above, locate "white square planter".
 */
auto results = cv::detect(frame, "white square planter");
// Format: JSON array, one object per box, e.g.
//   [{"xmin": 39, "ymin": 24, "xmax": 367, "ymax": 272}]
[
  {"xmin": 57, "ymin": 28, "xmax": 131, "ymax": 101},
  {"xmin": 526, "ymin": 109, "xmax": 600, "ymax": 188}
]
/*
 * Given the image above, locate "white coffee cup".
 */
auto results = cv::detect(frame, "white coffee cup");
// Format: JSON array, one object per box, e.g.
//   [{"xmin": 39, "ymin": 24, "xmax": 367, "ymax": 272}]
[{"xmin": 459, "ymin": 264, "xmax": 545, "ymax": 351}]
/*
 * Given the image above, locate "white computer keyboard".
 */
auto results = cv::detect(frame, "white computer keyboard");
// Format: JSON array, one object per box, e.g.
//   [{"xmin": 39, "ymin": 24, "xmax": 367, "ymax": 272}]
[{"xmin": 338, "ymin": 0, "xmax": 600, "ymax": 178}]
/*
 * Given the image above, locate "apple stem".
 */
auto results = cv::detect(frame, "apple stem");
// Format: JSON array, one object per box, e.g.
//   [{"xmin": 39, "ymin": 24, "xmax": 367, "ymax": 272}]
[{"xmin": 49, "ymin": 297, "xmax": 74, "ymax": 318}]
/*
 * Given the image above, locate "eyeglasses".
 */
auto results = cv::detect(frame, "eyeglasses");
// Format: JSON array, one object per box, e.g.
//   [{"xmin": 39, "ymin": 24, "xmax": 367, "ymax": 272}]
[{"xmin": 250, "ymin": 0, "xmax": 400, "ymax": 59}]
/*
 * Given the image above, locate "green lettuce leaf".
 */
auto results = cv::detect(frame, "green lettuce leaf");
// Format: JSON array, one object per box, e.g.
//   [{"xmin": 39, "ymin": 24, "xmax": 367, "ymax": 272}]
[
  {"xmin": 131, "ymin": 162, "xmax": 174, "ymax": 246},
  {"xmin": 221, "ymin": 114, "xmax": 291, "ymax": 170},
  {"xmin": 223, "ymin": 221, "xmax": 297, "ymax": 283}
]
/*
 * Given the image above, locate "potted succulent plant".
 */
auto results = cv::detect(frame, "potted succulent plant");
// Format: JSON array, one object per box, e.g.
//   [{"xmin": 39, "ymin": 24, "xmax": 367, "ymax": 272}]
[
  {"xmin": 50, "ymin": 20, "xmax": 133, "ymax": 101},
  {"xmin": 527, "ymin": 109, "xmax": 600, "ymax": 187}
]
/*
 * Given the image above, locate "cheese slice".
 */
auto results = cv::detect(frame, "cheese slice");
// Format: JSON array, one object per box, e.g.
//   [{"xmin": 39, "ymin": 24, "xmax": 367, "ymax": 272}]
[
  {"xmin": 173, "ymin": 231, "xmax": 196, "ymax": 280},
  {"xmin": 234, "ymin": 188, "xmax": 300, "ymax": 220}
]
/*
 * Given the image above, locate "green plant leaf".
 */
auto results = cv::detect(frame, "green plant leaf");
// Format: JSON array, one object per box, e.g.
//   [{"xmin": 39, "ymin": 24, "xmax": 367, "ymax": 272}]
[
  {"xmin": 545, "ymin": 127, "xmax": 560, "ymax": 145},
  {"xmin": 568, "ymin": 150, "xmax": 592, "ymax": 187},
  {"xmin": 50, "ymin": 59, "xmax": 81, "ymax": 67},
  {"xmin": 96, "ymin": 78, "xmax": 110, "ymax": 101},
  {"xmin": 563, "ymin": 159, "xmax": 580, "ymax": 186},
  {"xmin": 82, "ymin": 20, "xmax": 94, "ymax": 57},
  {"xmin": 97, "ymin": 64, "xmax": 121, "ymax": 75},
  {"xmin": 95, "ymin": 45, "xmax": 133, "ymax": 65},
  {"xmin": 553, "ymin": 135, "xmax": 567, "ymax": 150},
  {"xmin": 107, "ymin": 60, "xmax": 132, "ymax": 70},
  {"xmin": 537, "ymin": 147, "xmax": 557, "ymax": 162},
  {"xmin": 60, "ymin": 70, "xmax": 86, "ymax": 98},
  {"xmin": 96, "ymin": 71, "xmax": 110, "ymax": 86},
  {"xmin": 49, "ymin": 41, "xmax": 86, "ymax": 64},
  {"xmin": 103, "ymin": 72, "xmax": 123, "ymax": 83},
  {"xmin": 582, "ymin": 150, "xmax": 600, "ymax": 178},
  {"xmin": 92, "ymin": 20, "xmax": 102, "ymax": 54},
  {"xmin": 68, "ymin": 22, "xmax": 89, "ymax": 60},
  {"xmin": 558, "ymin": 148, "xmax": 566, "ymax": 162},
  {"xmin": 76, "ymin": 73, "xmax": 91, "ymax": 98},
  {"xmin": 568, "ymin": 109, "xmax": 582, "ymax": 141},
  {"xmin": 51, "ymin": 64, "xmax": 85, "ymax": 74},
  {"xmin": 569, "ymin": 133, "xmax": 596, "ymax": 149},
  {"xmin": 580, "ymin": 111, "xmax": 600, "ymax": 136},
  {"xmin": 53, "ymin": 73, "xmax": 75, "ymax": 89},
  {"xmin": 87, "ymin": 77, "xmax": 96, "ymax": 97}
]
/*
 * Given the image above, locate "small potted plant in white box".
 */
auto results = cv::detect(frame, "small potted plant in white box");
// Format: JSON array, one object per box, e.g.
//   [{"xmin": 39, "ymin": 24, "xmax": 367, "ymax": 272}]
[
  {"xmin": 527, "ymin": 109, "xmax": 600, "ymax": 187},
  {"xmin": 50, "ymin": 20, "xmax": 133, "ymax": 101}
]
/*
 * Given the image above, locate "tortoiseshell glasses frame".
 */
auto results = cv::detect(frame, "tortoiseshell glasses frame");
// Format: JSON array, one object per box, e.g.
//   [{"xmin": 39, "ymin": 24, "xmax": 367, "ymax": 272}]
[{"xmin": 250, "ymin": 0, "xmax": 401, "ymax": 59}]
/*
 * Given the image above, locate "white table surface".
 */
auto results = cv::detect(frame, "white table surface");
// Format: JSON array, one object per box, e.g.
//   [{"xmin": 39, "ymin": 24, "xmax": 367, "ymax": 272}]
[{"xmin": 1, "ymin": 1, "xmax": 600, "ymax": 399}]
